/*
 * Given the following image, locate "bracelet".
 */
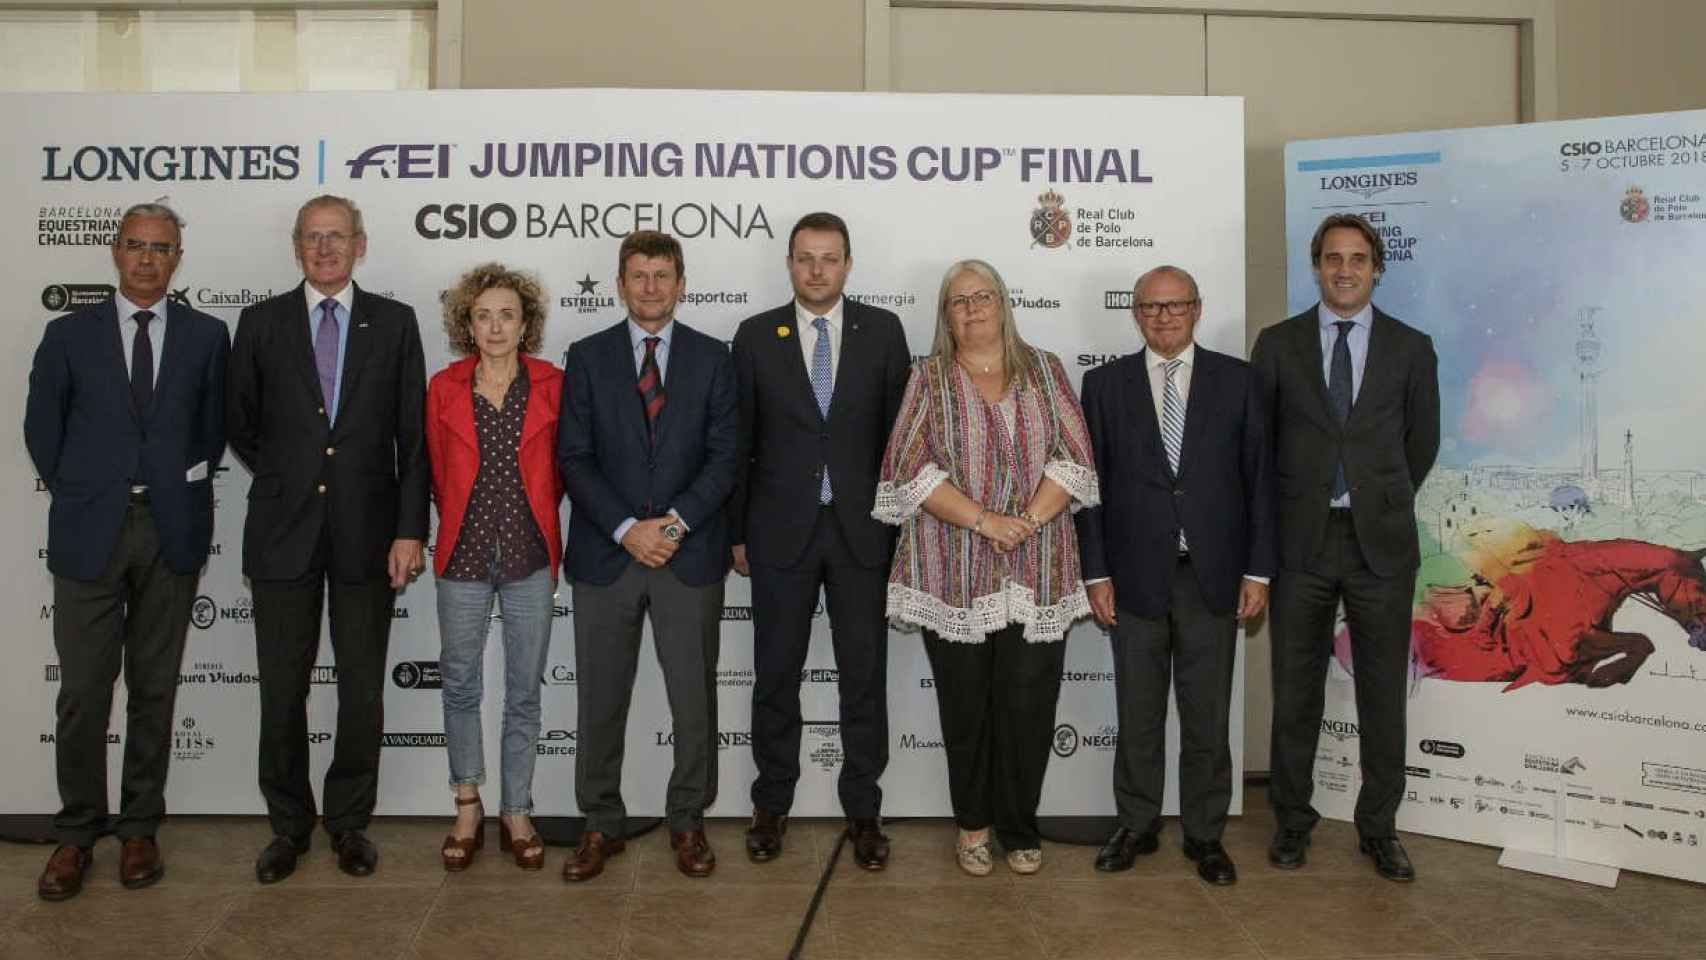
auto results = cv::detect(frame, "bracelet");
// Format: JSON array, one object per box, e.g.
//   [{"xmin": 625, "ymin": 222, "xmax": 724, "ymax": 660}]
[
  {"xmin": 1020, "ymin": 510, "xmax": 1044, "ymax": 528},
  {"xmin": 972, "ymin": 507, "xmax": 987, "ymax": 533}
]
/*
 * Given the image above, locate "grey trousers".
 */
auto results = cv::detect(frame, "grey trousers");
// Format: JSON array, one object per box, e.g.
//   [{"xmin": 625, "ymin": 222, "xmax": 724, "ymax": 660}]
[
  {"xmin": 1109, "ymin": 555, "xmax": 1239, "ymax": 842},
  {"xmin": 572, "ymin": 562, "xmax": 722, "ymax": 835}
]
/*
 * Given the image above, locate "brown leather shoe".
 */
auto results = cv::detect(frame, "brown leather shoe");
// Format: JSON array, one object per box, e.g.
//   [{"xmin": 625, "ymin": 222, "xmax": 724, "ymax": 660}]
[
  {"xmin": 670, "ymin": 829, "xmax": 716, "ymax": 878},
  {"xmin": 562, "ymin": 830, "xmax": 625, "ymax": 882},
  {"xmin": 38, "ymin": 844, "xmax": 92, "ymax": 901},
  {"xmin": 119, "ymin": 837, "xmax": 165, "ymax": 889},
  {"xmin": 848, "ymin": 817, "xmax": 890, "ymax": 871}
]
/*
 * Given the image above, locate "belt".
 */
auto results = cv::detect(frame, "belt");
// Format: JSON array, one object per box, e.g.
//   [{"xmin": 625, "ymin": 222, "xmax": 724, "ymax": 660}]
[{"xmin": 129, "ymin": 488, "xmax": 151, "ymax": 504}]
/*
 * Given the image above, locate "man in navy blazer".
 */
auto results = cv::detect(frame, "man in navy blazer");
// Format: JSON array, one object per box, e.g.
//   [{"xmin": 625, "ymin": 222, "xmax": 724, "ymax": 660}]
[
  {"xmin": 557, "ymin": 230, "xmax": 737, "ymax": 881},
  {"xmin": 1075, "ymin": 265, "xmax": 1274, "ymax": 885},
  {"xmin": 24, "ymin": 203, "xmax": 228, "ymax": 901}
]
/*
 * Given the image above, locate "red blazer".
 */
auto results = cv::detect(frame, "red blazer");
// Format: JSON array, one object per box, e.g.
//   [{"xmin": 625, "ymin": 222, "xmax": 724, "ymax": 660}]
[{"xmin": 426, "ymin": 354, "xmax": 565, "ymax": 578}]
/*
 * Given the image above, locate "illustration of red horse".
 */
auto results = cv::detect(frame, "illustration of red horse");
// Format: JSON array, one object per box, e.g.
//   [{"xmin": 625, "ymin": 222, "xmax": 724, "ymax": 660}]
[{"xmin": 1410, "ymin": 537, "xmax": 1706, "ymax": 691}]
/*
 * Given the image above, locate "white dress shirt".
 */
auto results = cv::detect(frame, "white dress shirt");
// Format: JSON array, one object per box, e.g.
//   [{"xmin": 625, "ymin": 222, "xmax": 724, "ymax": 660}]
[{"xmin": 114, "ymin": 291, "xmax": 168, "ymax": 388}]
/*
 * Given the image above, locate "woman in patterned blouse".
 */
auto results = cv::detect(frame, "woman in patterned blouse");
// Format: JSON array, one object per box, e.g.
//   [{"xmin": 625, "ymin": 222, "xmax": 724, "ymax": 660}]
[
  {"xmin": 873, "ymin": 259, "xmax": 1099, "ymax": 876},
  {"xmin": 426, "ymin": 264, "xmax": 565, "ymax": 872}
]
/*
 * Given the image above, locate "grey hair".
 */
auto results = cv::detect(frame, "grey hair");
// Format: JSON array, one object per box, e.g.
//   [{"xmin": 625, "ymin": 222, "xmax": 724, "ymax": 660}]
[
  {"xmin": 119, "ymin": 202, "xmax": 184, "ymax": 235},
  {"xmin": 292, "ymin": 194, "xmax": 365, "ymax": 241}
]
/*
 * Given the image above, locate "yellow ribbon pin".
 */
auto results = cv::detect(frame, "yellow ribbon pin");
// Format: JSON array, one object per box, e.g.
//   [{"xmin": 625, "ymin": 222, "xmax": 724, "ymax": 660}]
[{"xmin": 776, "ymin": 325, "xmax": 791, "ymax": 338}]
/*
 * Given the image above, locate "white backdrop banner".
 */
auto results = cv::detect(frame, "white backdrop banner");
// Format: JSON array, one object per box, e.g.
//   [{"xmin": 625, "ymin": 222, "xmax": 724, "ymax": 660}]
[
  {"xmin": 1285, "ymin": 109, "xmax": 1706, "ymax": 883},
  {"xmin": 3, "ymin": 88, "xmax": 1246, "ymax": 818}
]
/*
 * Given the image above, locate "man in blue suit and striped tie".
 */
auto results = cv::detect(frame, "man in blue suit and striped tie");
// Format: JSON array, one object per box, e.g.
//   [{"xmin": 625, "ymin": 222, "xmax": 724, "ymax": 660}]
[{"xmin": 25, "ymin": 202, "xmax": 229, "ymax": 900}]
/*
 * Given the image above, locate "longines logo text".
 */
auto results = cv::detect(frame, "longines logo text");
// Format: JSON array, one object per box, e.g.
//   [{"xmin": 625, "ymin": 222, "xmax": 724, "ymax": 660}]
[{"xmin": 41, "ymin": 144, "xmax": 301, "ymax": 182}]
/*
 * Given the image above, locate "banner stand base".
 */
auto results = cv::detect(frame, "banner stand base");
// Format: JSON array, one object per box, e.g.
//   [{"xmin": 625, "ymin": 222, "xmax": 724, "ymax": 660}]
[{"xmin": 1497, "ymin": 847, "xmax": 1619, "ymax": 887}]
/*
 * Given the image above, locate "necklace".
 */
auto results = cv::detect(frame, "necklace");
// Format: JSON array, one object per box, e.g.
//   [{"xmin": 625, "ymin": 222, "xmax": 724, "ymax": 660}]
[{"xmin": 960, "ymin": 355, "xmax": 999, "ymax": 376}]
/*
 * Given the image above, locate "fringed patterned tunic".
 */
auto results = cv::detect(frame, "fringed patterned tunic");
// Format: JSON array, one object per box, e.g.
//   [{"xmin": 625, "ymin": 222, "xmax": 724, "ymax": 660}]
[{"xmin": 872, "ymin": 348, "xmax": 1099, "ymax": 643}]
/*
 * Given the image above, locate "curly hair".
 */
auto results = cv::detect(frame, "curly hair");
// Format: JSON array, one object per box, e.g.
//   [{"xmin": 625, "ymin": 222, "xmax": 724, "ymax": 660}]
[{"xmin": 441, "ymin": 262, "xmax": 548, "ymax": 356}]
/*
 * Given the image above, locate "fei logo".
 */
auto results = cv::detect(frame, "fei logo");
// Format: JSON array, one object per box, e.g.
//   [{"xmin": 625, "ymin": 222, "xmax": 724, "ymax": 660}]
[{"xmin": 346, "ymin": 144, "xmax": 452, "ymax": 179}]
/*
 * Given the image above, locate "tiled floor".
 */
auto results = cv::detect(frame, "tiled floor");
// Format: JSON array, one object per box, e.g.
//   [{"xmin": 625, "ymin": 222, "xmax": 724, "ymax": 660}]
[{"xmin": 1, "ymin": 787, "xmax": 1701, "ymax": 960}]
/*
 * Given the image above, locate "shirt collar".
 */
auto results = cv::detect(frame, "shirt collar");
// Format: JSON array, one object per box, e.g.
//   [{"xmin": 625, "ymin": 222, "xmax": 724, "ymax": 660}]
[
  {"xmin": 305, "ymin": 282, "xmax": 353, "ymax": 317},
  {"xmin": 794, "ymin": 297, "xmax": 844, "ymax": 330},
  {"xmin": 114, "ymin": 291, "xmax": 167, "ymax": 326},
  {"xmin": 627, "ymin": 317, "xmax": 675, "ymax": 350},
  {"xmin": 1318, "ymin": 302, "xmax": 1373, "ymax": 331},
  {"xmin": 1146, "ymin": 341, "xmax": 1195, "ymax": 370}
]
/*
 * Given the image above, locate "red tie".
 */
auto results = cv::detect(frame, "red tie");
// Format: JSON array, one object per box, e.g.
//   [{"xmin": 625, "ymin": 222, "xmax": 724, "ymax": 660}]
[{"xmin": 636, "ymin": 336, "xmax": 665, "ymax": 446}]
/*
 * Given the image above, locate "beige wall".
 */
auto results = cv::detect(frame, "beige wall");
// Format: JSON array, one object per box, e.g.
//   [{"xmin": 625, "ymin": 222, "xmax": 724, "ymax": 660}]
[
  {"xmin": 460, "ymin": 0, "xmax": 865, "ymax": 90},
  {"xmin": 1556, "ymin": 0, "xmax": 1706, "ymax": 120}
]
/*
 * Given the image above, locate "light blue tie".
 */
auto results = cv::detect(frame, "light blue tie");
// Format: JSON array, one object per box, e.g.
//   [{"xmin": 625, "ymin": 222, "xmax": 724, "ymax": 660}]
[
  {"xmin": 1161, "ymin": 358, "xmax": 1186, "ymax": 551},
  {"xmin": 811, "ymin": 316, "xmax": 833, "ymax": 504}
]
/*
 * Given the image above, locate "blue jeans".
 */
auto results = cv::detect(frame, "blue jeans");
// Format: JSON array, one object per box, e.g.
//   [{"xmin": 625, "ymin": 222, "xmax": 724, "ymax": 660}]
[{"xmin": 436, "ymin": 565, "xmax": 554, "ymax": 814}]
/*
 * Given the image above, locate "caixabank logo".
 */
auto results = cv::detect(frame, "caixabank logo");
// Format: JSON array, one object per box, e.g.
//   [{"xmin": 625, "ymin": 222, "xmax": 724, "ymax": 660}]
[{"xmin": 392, "ymin": 660, "xmax": 443, "ymax": 690}]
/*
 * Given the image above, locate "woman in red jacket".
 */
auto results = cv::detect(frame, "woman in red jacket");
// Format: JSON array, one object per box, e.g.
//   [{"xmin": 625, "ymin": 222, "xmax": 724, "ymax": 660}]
[{"xmin": 426, "ymin": 263, "xmax": 563, "ymax": 872}]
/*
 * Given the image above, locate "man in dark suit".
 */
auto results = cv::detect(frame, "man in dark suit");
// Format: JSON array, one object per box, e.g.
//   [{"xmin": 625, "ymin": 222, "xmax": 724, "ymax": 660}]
[
  {"xmin": 1076, "ymin": 265, "xmax": 1274, "ymax": 885},
  {"xmin": 227, "ymin": 195, "xmax": 428, "ymax": 883},
  {"xmin": 1252, "ymin": 213, "xmax": 1439, "ymax": 881},
  {"xmin": 25, "ymin": 203, "xmax": 229, "ymax": 900},
  {"xmin": 729, "ymin": 213, "xmax": 910, "ymax": 869},
  {"xmin": 557, "ymin": 230, "xmax": 737, "ymax": 881}
]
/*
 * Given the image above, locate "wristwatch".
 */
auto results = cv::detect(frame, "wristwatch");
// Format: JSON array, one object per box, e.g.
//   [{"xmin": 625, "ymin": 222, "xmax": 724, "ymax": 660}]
[{"xmin": 662, "ymin": 520, "xmax": 684, "ymax": 542}]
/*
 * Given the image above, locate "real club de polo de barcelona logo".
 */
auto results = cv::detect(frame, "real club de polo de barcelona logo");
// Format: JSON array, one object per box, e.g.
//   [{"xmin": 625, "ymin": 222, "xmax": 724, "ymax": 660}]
[
  {"xmin": 1621, "ymin": 185, "xmax": 1650, "ymax": 223},
  {"xmin": 1030, "ymin": 189, "xmax": 1072, "ymax": 249}
]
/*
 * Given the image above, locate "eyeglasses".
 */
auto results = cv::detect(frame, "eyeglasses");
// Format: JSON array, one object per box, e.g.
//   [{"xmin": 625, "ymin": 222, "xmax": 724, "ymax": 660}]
[
  {"xmin": 946, "ymin": 289, "xmax": 1000, "ymax": 314},
  {"xmin": 1136, "ymin": 299, "xmax": 1199, "ymax": 318},
  {"xmin": 119, "ymin": 239, "xmax": 177, "ymax": 256},
  {"xmin": 299, "ymin": 231, "xmax": 354, "ymax": 250}
]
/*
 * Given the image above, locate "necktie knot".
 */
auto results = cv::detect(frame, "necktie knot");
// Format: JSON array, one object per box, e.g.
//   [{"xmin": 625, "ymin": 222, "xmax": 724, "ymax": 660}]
[
  {"xmin": 133, "ymin": 309, "xmax": 154, "ymax": 332},
  {"xmin": 1163, "ymin": 357, "xmax": 1182, "ymax": 378},
  {"xmin": 812, "ymin": 316, "xmax": 827, "ymax": 333},
  {"xmin": 1334, "ymin": 319, "xmax": 1354, "ymax": 339},
  {"xmin": 643, "ymin": 335, "xmax": 661, "ymax": 355}
]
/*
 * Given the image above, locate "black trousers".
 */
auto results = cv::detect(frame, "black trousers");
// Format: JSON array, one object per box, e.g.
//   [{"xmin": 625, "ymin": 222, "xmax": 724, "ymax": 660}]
[
  {"xmin": 750, "ymin": 507, "xmax": 890, "ymax": 819},
  {"xmin": 923, "ymin": 624, "xmax": 1065, "ymax": 850},
  {"xmin": 253, "ymin": 520, "xmax": 396, "ymax": 839},
  {"xmin": 572, "ymin": 562, "xmax": 722, "ymax": 836},
  {"xmin": 1109, "ymin": 555, "xmax": 1239, "ymax": 842},
  {"xmin": 1269, "ymin": 510, "xmax": 1416, "ymax": 840},
  {"xmin": 52, "ymin": 499, "xmax": 198, "ymax": 847}
]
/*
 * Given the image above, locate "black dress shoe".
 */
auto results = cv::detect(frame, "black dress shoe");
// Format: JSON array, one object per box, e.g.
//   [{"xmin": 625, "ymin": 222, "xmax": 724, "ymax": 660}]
[
  {"xmin": 255, "ymin": 835, "xmax": 310, "ymax": 885},
  {"xmin": 848, "ymin": 818, "xmax": 890, "ymax": 871},
  {"xmin": 1268, "ymin": 828, "xmax": 1310, "ymax": 869},
  {"xmin": 1359, "ymin": 836, "xmax": 1415, "ymax": 882},
  {"xmin": 331, "ymin": 830, "xmax": 379, "ymax": 877},
  {"xmin": 1094, "ymin": 825, "xmax": 1160, "ymax": 872},
  {"xmin": 1183, "ymin": 838, "xmax": 1238, "ymax": 885},
  {"xmin": 745, "ymin": 810, "xmax": 787, "ymax": 863}
]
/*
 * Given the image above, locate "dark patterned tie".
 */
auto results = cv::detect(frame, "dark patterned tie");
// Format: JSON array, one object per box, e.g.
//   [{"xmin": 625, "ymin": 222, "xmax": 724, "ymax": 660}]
[
  {"xmin": 1328, "ymin": 320, "xmax": 1355, "ymax": 499},
  {"xmin": 131, "ymin": 310, "xmax": 155, "ymax": 413},
  {"xmin": 636, "ymin": 336, "xmax": 665, "ymax": 447}
]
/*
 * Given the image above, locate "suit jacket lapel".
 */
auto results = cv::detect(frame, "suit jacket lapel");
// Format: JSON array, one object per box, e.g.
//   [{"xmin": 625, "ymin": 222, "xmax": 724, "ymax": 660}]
[
  {"xmin": 1297, "ymin": 306, "xmax": 1339, "ymax": 428},
  {"xmin": 283, "ymin": 284, "xmax": 326, "ymax": 420},
  {"xmin": 1125, "ymin": 351, "xmax": 1170, "ymax": 483},
  {"xmin": 335, "ymin": 283, "xmax": 377, "ymax": 429},
  {"xmin": 613, "ymin": 323, "xmax": 650, "ymax": 451},
  {"xmin": 773, "ymin": 309, "xmax": 822, "ymax": 426},
  {"xmin": 100, "ymin": 300, "xmax": 140, "ymax": 425},
  {"xmin": 1348, "ymin": 308, "xmax": 1395, "ymax": 426},
  {"xmin": 146, "ymin": 305, "xmax": 187, "ymax": 420},
  {"xmin": 1177, "ymin": 349, "xmax": 1214, "ymax": 480},
  {"xmin": 824, "ymin": 303, "xmax": 862, "ymax": 426}
]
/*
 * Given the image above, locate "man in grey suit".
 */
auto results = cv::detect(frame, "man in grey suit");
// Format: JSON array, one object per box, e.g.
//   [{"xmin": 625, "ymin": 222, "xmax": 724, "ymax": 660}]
[{"xmin": 1252, "ymin": 213, "xmax": 1439, "ymax": 882}]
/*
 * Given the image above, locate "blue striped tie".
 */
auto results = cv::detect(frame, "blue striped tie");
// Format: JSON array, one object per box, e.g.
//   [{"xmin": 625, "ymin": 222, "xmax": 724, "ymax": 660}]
[
  {"xmin": 811, "ymin": 316, "xmax": 833, "ymax": 504},
  {"xmin": 1161, "ymin": 358, "xmax": 1187, "ymax": 551}
]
